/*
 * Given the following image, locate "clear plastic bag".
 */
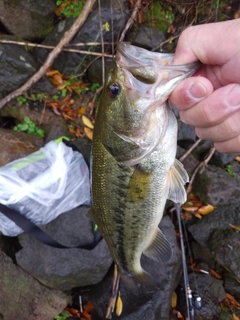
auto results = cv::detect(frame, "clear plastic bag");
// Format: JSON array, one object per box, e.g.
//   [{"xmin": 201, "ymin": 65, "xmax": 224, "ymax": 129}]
[{"xmin": 0, "ymin": 140, "xmax": 91, "ymax": 236}]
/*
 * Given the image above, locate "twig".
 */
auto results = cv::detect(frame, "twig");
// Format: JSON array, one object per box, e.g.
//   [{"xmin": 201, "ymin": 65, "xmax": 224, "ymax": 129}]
[
  {"xmin": 105, "ymin": 264, "xmax": 121, "ymax": 319},
  {"xmin": 0, "ymin": 0, "xmax": 96, "ymax": 110},
  {"xmin": 90, "ymin": 85, "xmax": 103, "ymax": 115},
  {"xmin": 119, "ymin": 0, "xmax": 142, "ymax": 42},
  {"xmin": 186, "ymin": 146, "xmax": 215, "ymax": 194},
  {"xmin": 152, "ymin": 35, "xmax": 179, "ymax": 51},
  {"xmin": 98, "ymin": 0, "xmax": 105, "ymax": 84},
  {"xmin": 0, "ymin": 39, "xmax": 116, "ymax": 49},
  {"xmin": 179, "ymin": 138, "xmax": 202, "ymax": 162}
]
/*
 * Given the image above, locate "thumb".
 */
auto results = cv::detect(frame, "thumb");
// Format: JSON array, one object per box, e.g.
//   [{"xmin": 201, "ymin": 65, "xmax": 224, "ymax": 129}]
[{"xmin": 170, "ymin": 77, "xmax": 213, "ymax": 110}]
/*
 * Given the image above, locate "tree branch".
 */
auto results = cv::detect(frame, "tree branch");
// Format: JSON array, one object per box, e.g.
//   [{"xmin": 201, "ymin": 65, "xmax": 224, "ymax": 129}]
[
  {"xmin": 0, "ymin": 0, "xmax": 96, "ymax": 109},
  {"xmin": 119, "ymin": 0, "xmax": 142, "ymax": 42}
]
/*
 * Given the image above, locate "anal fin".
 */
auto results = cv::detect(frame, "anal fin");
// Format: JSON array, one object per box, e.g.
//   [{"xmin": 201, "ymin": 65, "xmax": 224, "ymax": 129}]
[
  {"xmin": 167, "ymin": 158, "xmax": 189, "ymax": 204},
  {"xmin": 143, "ymin": 228, "xmax": 172, "ymax": 263}
]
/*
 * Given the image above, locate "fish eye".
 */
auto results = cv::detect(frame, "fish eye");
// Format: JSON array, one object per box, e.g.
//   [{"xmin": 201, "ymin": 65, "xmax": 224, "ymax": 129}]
[{"xmin": 108, "ymin": 83, "xmax": 120, "ymax": 98}]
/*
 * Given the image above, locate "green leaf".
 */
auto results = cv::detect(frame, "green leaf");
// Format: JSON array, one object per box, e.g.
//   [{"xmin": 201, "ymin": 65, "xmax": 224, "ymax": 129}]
[
  {"xmin": 23, "ymin": 116, "xmax": 32, "ymax": 124},
  {"xmin": 19, "ymin": 124, "xmax": 28, "ymax": 131}
]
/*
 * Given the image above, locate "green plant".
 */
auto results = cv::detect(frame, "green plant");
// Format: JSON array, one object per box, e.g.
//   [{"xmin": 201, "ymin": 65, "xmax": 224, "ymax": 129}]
[
  {"xmin": 56, "ymin": 0, "xmax": 87, "ymax": 18},
  {"xmin": 13, "ymin": 116, "xmax": 45, "ymax": 138},
  {"xmin": 91, "ymin": 83, "xmax": 100, "ymax": 93},
  {"xmin": 54, "ymin": 310, "xmax": 70, "ymax": 320},
  {"xmin": 225, "ymin": 164, "xmax": 234, "ymax": 177},
  {"xmin": 16, "ymin": 95, "xmax": 28, "ymax": 105}
]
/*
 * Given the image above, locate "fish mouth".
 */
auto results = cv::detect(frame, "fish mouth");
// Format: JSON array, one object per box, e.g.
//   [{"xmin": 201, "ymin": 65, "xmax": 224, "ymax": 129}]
[{"xmin": 116, "ymin": 42, "xmax": 200, "ymax": 96}]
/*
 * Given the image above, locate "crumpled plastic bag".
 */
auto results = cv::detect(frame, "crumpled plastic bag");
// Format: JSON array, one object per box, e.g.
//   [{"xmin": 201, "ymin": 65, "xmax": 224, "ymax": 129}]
[{"xmin": 0, "ymin": 140, "xmax": 91, "ymax": 236}]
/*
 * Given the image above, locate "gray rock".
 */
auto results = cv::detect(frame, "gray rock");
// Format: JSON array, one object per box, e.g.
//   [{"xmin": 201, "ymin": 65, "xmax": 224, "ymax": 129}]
[
  {"xmin": 0, "ymin": 37, "xmax": 54, "ymax": 94},
  {"xmin": 65, "ymin": 137, "xmax": 92, "ymax": 166},
  {"xmin": 191, "ymin": 242, "xmax": 216, "ymax": 270},
  {"xmin": 44, "ymin": 124, "xmax": 72, "ymax": 144},
  {"xmin": 192, "ymin": 165, "xmax": 240, "ymax": 206},
  {"xmin": 16, "ymin": 206, "xmax": 113, "ymax": 290},
  {"xmin": 210, "ymin": 151, "xmax": 239, "ymax": 167},
  {"xmin": 0, "ymin": 250, "xmax": 67, "ymax": 320},
  {"xmin": 177, "ymin": 273, "xmax": 226, "ymax": 320},
  {"xmin": 177, "ymin": 120, "xmax": 196, "ymax": 143},
  {"xmin": 188, "ymin": 205, "xmax": 240, "ymax": 281},
  {"xmin": 37, "ymin": 4, "xmax": 129, "ymax": 75},
  {"xmin": 128, "ymin": 26, "xmax": 166, "ymax": 50},
  {"xmin": 177, "ymin": 146, "xmax": 199, "ymax": 174},
  {"xmin": 89, "ymin": 216, "xmax": 182, "ymax": 320},
  {"xmin": 0, "ymin": 0, "xmax": 56, "ymax": 40},
  {"xmin": 0, "ymin": 128, "xmax": 43, "ymax": 166},
  {"xmin": 87, "ymin": 58, "xmax": 113, "ymax": 85},
  {"xmin": 0, "ymin": 41, "xmax": 37, "ymax": 93}
]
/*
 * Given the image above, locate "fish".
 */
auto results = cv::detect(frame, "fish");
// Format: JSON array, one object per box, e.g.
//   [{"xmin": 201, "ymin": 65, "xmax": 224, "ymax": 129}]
[{"xmin": 90, "ymin": 42, "xmax": 199, "ymax": 290}]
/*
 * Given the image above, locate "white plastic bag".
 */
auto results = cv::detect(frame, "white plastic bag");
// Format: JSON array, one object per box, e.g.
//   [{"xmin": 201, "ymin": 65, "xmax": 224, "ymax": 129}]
[{"xmin": 0, "ymin": 140, "xmax": 91, "ymax": 236}]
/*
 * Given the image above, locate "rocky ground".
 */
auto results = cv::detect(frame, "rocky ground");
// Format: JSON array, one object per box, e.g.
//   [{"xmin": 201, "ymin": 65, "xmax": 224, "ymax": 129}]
[{"xmin": 0, "ymin": 1, "xmax": 240, "ymax": 320}]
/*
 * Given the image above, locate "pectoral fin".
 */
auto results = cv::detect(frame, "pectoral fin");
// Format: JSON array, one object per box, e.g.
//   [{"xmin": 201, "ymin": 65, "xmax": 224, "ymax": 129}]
[
  {"xmin": 167, "ymin": 158, "xmax": 189, "ymax": 204},
  {"xmin": 143, "ymin": 228, "xmax": 172, "ymax": 263}
]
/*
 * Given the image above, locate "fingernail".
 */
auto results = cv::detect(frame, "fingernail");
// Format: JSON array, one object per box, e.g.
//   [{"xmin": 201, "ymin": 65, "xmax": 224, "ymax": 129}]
[
  {"xmin": 188, "ymin": 81, "xmax": 207, "ymax": 99},
  {"xmin": 226, "ymin": 85, "xmax": 240, "ymax": 107}
]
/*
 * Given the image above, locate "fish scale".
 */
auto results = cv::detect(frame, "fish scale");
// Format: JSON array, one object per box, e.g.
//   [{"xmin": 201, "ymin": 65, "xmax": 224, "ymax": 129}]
[{"xmin": 90, "ymin": 42, "xmax": 199, "ymax": 290}]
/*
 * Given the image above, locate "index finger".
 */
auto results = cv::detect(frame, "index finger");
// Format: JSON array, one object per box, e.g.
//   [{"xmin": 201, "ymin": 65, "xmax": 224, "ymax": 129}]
[{"xmin": 172, "ymin": 19, "xmax": 240, "ymax": 65}]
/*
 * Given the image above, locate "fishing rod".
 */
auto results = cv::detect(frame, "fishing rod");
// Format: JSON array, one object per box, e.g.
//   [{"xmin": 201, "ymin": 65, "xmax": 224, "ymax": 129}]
[{"xmin": 175, "ymin": 203, "xmax": 202, "ymax": 320}]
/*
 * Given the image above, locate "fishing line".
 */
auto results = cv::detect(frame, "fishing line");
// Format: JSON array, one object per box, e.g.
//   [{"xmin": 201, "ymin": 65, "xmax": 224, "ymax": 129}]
[
  {"xmin": 182, "ymin": 216, "xmax": 200, "ymax": 294},
  {"xmin": 175, "ymin": 203, "xmax": 202, "ymax": 320}
]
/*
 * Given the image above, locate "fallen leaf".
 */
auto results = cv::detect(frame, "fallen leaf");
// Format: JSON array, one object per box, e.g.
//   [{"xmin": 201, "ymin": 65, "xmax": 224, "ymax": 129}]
[
  {"xmin": 209, "ymin": 269, "xmax": 222, "ymax": 279},
  {"xmin": 78, "ymin": 106, "xmax": 87, "ymax": 116},
  {"xmin": 82, "ymin": 115, "xmax": 94, "ymax": 129},
  {"xmin": 46, "ymin": 69, "xmax": 62, "ymax": 77},
  {"xmin": 229, "ymin": 224, "xmax": 240, "ymax": 231},
  {"xmin": 183, "ymin": 206, "xmax": 199, "ymax": 213},
  {"xmin": 116, "ymin": 291, "xmax": 123, "ymax": 316},
  {"xmin": 233, "ymin": 313, "xmax": 240, "ymax": 320},
  {"xmin": 81, "ymin": 310, "xmax": 91, "ymax": 320},
  {"xmin": 84, "ymin": 126, "xmax": 93, "ymax": 140},
  {"xmin": 83, "ymin": 301, "xmax": 94, "ymax": 313},
  {"xmin": 172, "ymin": 309, "xmax": 185, "ymax": 319},
  {"xmin": 171, "ymin": 291, "xmax": 177, "ymax": 308},
  {"xmin": 193, "ymin": 212, "xmax": 202, "ymax": 219},
  {"xmin": 224, "ymin": 293, "xmax": 240, "ymax": 309},
  {"xmin": 198, "ymin": 204, "xmax": 215, "ymax": 215},
  {"xmin": 65, "ymin": 307, "xmax": 80, "ymax": 316},
  {"xmin": 235, "ymin": 156, "xmax": 240, "ymax": 162}
]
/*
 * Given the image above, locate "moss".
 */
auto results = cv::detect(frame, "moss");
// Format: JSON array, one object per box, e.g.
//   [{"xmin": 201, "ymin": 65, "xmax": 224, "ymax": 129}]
[{"xmin": 144, "ymin": 1, "xmax": 174, "ymax": 32}]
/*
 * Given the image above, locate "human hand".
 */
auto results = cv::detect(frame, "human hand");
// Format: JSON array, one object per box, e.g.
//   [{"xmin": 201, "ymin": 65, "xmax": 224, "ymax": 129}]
[{"xmin": 170, "ymin": 19, "xmax": 240, "ymax": 153}]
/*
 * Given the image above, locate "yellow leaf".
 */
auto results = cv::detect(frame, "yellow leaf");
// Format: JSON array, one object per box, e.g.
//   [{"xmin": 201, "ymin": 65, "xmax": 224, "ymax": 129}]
[
  {"xmin": 78, "ymin": 107, "xmax": 86, "ymax": 116},
  {"xmin": 171, "ymin": 291, "xmax": 177, "ymax": 308},
  {"xmin": 84, "ymin": 127, "xmax": 93, "ymax": 140},
  {"xmin": 230, "ymin": 224, "xmax": 240, "ymax": 231},
  {"xmin": 116, "ymin": 291, "xmax": 123, "ymax": 316},
  {"xmin": 198, "ymin": 204, "xmax": 215, "ymax": 215},
  {"xmin": 82, "ymin": 115, "xmax": 94, "ymax": 129},
  {"xmin": 193, "ymin": 212, "xmax": 202, "ymax": 219}
]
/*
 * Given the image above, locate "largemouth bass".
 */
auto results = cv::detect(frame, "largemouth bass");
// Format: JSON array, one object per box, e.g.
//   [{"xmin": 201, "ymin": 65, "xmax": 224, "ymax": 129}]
[{"xmin": 90, "ymin": 43, "xmax": 199, "ymax": 290}]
